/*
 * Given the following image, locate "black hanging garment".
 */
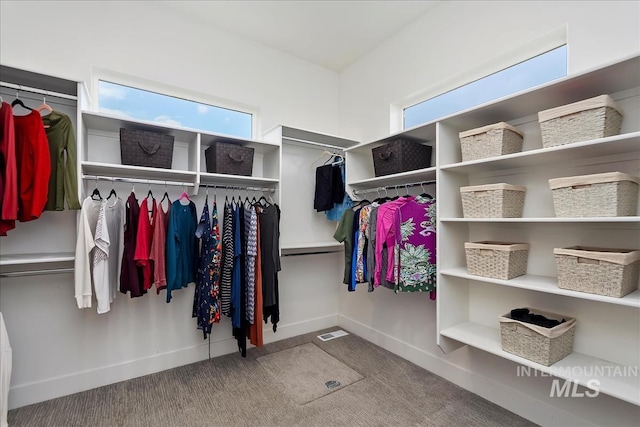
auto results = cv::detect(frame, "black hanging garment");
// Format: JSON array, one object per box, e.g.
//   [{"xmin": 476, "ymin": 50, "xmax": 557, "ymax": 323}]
[{"xmin": 260, "ymin": 204, "xmax": 281, "ymax": 332}]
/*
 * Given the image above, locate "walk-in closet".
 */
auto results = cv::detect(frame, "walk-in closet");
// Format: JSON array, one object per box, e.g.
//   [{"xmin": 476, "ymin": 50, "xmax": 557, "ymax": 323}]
[{"xmin": 1, "ymin": 1, "xmax": 639, "ymax": 426}]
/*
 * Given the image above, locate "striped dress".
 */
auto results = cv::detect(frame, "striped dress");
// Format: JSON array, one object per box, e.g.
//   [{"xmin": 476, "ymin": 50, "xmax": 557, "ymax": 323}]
[{"xmin": 220, "ymin": 201, "xmax": 234, "ymax": 316}]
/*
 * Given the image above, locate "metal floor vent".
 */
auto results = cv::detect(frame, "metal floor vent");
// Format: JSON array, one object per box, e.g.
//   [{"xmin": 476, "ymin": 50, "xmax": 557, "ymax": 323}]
[{"xmin": 317, "ymin": 330, "xmax": 349, "ymax": 342}]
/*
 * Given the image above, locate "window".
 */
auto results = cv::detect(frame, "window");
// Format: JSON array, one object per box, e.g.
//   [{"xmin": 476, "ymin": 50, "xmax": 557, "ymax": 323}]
[
  {"xmin": 403, "ymin": 45, "xmax": 568, "ymax": 129},
  {"xmin": 98, "ymin": 80, "xmax": 253, "ymax": 139}
]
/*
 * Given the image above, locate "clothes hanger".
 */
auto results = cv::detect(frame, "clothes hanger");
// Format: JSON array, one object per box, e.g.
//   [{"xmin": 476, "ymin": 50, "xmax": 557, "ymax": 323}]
[
  {"xmin": 420, "ymin": 181, "xmax": 434, "ymax": 200},
  {"xmin": 161, "ymin": 181, "xmax": 170, "ymax": 206},
  {"xmin": 36, "ymin": 93, "xmax": 53, "ymax": 128},
  {"xmin": 11, "ymin": 88, "xmax": 33, "ymax": 112},
  {"xmin": 107, "ymin": 178, "xmax": 117, "ymax": 200},
  {"xmin": 310, "ymin": 149, "xmax": 334, "ymax": 169},
  {"xmin": 91, "ymin": 178, "xmax": 102, "ymax": 201}
]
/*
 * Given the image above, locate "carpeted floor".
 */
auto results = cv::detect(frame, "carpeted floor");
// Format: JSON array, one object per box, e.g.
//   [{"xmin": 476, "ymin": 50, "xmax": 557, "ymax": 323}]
[{"xmin": 7, "ymin": 327, "xmax": 538, "ymax": 426}]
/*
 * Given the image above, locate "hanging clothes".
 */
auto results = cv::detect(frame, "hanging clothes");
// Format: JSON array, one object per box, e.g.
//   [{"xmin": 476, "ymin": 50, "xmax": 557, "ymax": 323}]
[
  {"xmin": 149, "ymin": 199, "xmax": 170, "ymax": 294},
  {"xmin": 209, "ymin": 200, "xmax": 222, "ymax": 323},
  {"xmin": 13, "ymin": 110, "xmax": 51, "ymax": 222},
  {"xmin": 244, "ymin": 204, "xmax": 257, "ymax": 324},
  {"xmin": 394, "ymin": 196, "xmax": 437, "ymax": 296},
  {"xmin": 104, "ymin": 196, "xmax": 125, "ymax": 305},
  {"xmin": 166, "ymin": 198, "xmax": 198, "ymax": 303},
  {"xmin": 232, "ymin": 203, "xmax": 248, "ymax": 357},
  {"xmin": 333, "ymin": 207, "xmax": 355, "ymax": 285},
  {"xmin": 249, "ymin": 209, "xmax": 264, "ymax": 347},
  {"xmin": 374, "ymin": 196, "xmax": 414, "ymax": 287},
  {"xmin": 260, "ymin": 203, "xmax": 281, "ymax": 332},
  {"xmin": 74, "ymin": 197, "xmax": 112, "ymax": 312},
  {"xmin": 193, "ymin": 199, "xmax": 221, "ymax": 339},
  {"xmin": 0, "ymin": 102, "xmax": 17, "ymax": 236},
  {"xmin": 120, "ymin": 192, "xmax": 144, "ymax": 298},
  {"xmin": 231, "ymin": 203, "xmax": 242, "ymax": 328},
  {"xmin": 42, "ymin": 110, "xmax": 80, "ymax": 211},
  {"xmin": 134, "ymin": 196, "xmax": 156, "ymax": 292},
  {"xmin": 220, "ymin": 201, "xmax": 234, "ymax": 316},
  {"xmin": 325, "ymin": 161, "xmax": 352, "ymax": 221}
]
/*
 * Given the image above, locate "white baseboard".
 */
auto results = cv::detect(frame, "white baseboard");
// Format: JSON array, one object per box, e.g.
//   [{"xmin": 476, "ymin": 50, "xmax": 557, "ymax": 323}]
[
  {"xmin": 337, "ymin": 314, "xmax": 591, "ymax": 427},
  {"xmin": 8, "ymin": 313, "xmax": 339, "ymax": 410}
]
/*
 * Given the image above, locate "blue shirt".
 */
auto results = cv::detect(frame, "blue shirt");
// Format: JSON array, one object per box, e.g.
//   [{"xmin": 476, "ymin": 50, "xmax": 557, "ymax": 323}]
[{"xmin": 166, "ymin": 200, "xmax": 198, "ymax": 303}]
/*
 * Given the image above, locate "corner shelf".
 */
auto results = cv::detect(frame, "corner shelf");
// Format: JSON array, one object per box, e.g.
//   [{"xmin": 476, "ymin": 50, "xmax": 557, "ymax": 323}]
[
  {"xmin": 440, "ymin": 322, "xmax": 640, "ymax": 406},
  {"xmin": 441, "ymin": 267, "xmax": 640, "ymax": 308},
  {"xmin": 348, "ymin": 167, "xmax": 437, "ymax": 189},
  {"xmin": 440, "ymin": 132, "xmax": 640, "ymax": 174}
]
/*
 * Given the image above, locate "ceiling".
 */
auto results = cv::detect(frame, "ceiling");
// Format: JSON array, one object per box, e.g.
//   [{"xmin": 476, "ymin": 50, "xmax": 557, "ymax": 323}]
[{"xmin": 160, "ymin": 1, "xmax": 442, "ymax": 72}]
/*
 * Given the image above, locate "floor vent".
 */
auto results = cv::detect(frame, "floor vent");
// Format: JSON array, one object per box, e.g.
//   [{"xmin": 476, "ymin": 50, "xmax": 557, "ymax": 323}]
[{"xmin": 317, "ymin": 330, "xmax": 349, "ymax": 342}]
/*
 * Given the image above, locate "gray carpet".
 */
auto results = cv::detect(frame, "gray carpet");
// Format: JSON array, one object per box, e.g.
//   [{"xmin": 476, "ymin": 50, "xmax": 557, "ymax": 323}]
[{"xmin": 7, "ymin": 328, "xmax": 538, "ymax": 427}]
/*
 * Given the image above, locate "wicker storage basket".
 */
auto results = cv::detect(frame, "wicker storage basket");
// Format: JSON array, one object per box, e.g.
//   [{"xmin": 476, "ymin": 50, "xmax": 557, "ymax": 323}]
[
  {"xmin": 554, "ymin": 246, "xmax": 640, "ymax": 298},
  {"xmin": 500, "ymin": 308, "xmax": 576, "ymax": 366},
  {"xmin": 465, "ymin": 241, "xmax": 530, "ymax": 280},
  {"xmin": 538, "ymin": 94, "xmax": 623, "ymax": 148},
  {"xmin": 548, "ymin": 172, "xmax": 639, "ymax": 217},
  {"xmin": 372, "ymin": 139, "xmax": 432, "ymax": 177},
  {"xmin": 120, "ymin": 128, "xmax": 174, "ymax": 169},
  {"xmin": 460, "ymin": 183, "xmax": 526, "ymax": 218},
  {"xmin": 459, "ymin": 122, "xmax": 523, "ymax": 162},
  {"xmin": 205, "ymin": 141, "xmax": 255, "ymax": 176}
]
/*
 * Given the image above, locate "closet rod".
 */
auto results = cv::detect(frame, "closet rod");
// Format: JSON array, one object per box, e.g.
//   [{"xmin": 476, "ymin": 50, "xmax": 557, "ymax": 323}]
[
  {"xmin": 0, "ymin": 81, "xmax": 78, "ymax": 101},
  {"xmin": 0, "ymin": 268, "xmax": 74, "ymax": 278},
  {"xmin": 283, "ymin": 136, "xmax": 346, "ymax": 152},
  {"xmin": 352, "ymin": 179, "xmax": 436, "ymax": 195},
  {"xmin": 201, "ymin": 184, "xmax": 276, "ymax": 193},
  {"xmin": 82, "ymin": 175, "xmax": 195, "ymax": 187}
]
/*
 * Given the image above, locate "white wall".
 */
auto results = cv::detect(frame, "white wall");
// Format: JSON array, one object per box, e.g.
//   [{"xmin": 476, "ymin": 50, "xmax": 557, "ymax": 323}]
[
  {"xmin": 0, "ymin": 0, "xmax": 342, "ymax": 409},
  {"xmin": 338, "ymin": 1, "xmax": 640, "ymax": 426},
  {"xmin": 0, "ymin": 1, "xmax": 340, "ymax": 136},
  {"xmin": 339, "ymin": 0, "xmax": 640, "ymax": 142}
]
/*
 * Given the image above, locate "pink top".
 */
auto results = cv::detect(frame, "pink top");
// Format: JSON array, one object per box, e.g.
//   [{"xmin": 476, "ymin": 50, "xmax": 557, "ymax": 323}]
[
  {"xmin": 374, "ymin": 196, "xmax": 413, "ymax": 286},
  {"xmin": 134, "ymin": 197, "xmax": 156, "ymax": 292},
  {"xmin": 149, "ymin": 200, "xmax": 170, "ymax": 293}
]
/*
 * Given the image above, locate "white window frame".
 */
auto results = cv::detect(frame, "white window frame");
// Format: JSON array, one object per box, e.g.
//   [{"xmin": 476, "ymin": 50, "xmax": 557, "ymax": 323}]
[
  {"xmin": 392, "ymin": 25, "xmax": 568, "ymax": 133},
  {"xmin": 90, "ymin": 67, "xmax": 260, "ymax": 139}
]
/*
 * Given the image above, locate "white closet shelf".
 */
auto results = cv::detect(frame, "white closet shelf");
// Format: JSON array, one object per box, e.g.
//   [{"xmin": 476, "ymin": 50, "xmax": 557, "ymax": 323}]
[
  {"xmin": 440, "ymin": 321, "xmax": 640, "ymax": 406},
  {"xmin": 200, "ymin": 133, "xmax": 280, "ymax": 155},
  {"xmin": 0, "ymin": 253, "xmax": 75, "ymax": 277},
  {"xmin": 345, "ymin": 123, "xmax": 436, "ymax": 153},
  {"xmin": 440, "ymin": 217, "xmax": 640, "ymax": 223},
  {"xmin": 82, "ymin": 111, "xmax": 198, "ymax": 141},
  {"xmin": 0, "ymin": 252, "xmax": 75, "ymax": 266},
  {"xmin": 440, "ymin": 132, "xmax": 640, "ymax": 174},
  {"xmin": 281, "ymin": 242, "xmax": 344, "ymax": 255},
  {"xmin": 82, "ymin": 161, "xmax": 197, "ymax": 183},
  {"xmin": 199, "ymin": 172, "xmax": 279, "ymax": 188},
  {"xmin": 349, "ymin": 167, "xmax": 437, "ymax": 189},
  {"xmin": 440, "ymin": 267, "xmax": 640, "ymax": 308}
]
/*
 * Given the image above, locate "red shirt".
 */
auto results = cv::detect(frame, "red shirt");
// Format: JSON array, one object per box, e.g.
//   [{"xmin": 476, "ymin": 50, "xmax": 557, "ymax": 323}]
[
  {"xmin": 13, "ymin": 110, "xmax": 51, "ymax": 222},
  {"xmin": 0, "ymin": 103, "xmax": 18, "ymax": 235},
  {"xmin": 134, "ymin": 197, "xmax": 156, "ymax": 291}
]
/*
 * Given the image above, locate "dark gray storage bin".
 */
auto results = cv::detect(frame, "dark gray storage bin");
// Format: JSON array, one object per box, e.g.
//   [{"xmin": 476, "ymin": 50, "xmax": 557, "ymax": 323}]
[
  {"xmin": 205, "ymin": 141, "xmax": 254, "ymax": 176},
  {"xmin": 372, "ymin": 139, "xmax": 432, "ymax": 177},
  {"xmin": 120, "ymin": 128, "xmax": 174, "ymax": 169}
]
